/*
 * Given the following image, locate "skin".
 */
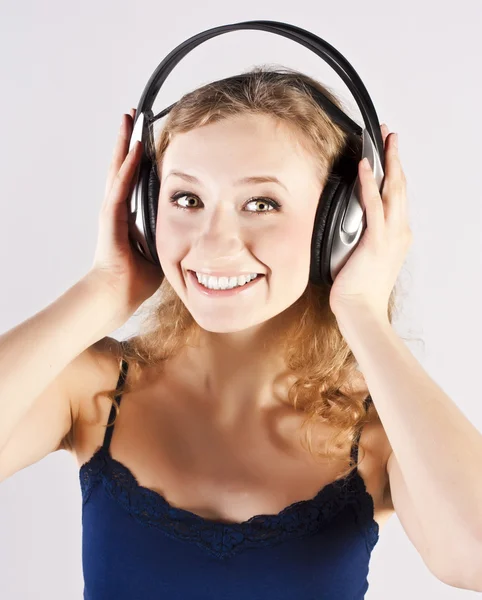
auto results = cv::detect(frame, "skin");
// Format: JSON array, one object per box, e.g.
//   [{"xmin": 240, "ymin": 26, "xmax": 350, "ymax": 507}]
[{"xmin": 154, "ymin": 112, "xmax": 325, "ymax": 427}]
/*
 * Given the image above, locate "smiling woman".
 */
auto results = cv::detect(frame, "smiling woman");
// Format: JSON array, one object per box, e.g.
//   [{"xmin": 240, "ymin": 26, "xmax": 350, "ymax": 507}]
[{"xmin": 73, "ymin": 65, "xmax": 403, "ymax": 598}]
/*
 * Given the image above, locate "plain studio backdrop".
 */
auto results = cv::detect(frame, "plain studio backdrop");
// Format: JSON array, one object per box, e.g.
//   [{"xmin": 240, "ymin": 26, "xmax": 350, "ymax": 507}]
[{"xmin": 0, "ymin": 1, "xmax": 481, "ymax": 598}]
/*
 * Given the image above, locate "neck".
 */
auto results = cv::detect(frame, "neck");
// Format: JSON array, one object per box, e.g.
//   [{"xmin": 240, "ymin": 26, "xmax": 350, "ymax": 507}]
[{"xmin": 169, "ymin": 307, "xmax": 299, "ymax": 427}]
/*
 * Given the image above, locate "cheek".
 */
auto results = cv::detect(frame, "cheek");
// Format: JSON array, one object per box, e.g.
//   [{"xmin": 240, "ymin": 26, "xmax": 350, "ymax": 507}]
[
  {"xmin": 262, "ymin": 219, "xmax": 313, "ymax": 282},
  {"xmin": 155, "ymin": 216, "xmax": 188, "ymax": 277}
]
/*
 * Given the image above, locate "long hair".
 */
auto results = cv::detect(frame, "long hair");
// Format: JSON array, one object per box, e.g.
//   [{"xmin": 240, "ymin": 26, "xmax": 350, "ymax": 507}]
[{"xmin": 98, "ymin": 65, "xmax": 408, "ymax": 481}]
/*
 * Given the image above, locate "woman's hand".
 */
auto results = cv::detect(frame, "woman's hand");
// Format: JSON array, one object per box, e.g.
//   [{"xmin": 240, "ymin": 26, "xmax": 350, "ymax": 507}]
[
  {"xmin": 90, "ymin": 109, "xmax": 164, "ymax": 326},
  {"xmin": 329, "ymin": 124, "xmax": 412, "ymax": 322}
]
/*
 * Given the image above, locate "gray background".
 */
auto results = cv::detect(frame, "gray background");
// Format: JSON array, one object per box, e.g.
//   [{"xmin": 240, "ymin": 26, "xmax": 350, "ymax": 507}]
[{"xmin": 0, "ymin": 0, "xmax": 481, "ymax": 598}]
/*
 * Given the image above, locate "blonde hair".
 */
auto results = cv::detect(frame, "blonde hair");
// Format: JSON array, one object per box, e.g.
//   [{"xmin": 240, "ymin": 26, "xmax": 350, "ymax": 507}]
[{"xmin": 100, "ymin": 65, "xmax": 406, "ymax": 481}]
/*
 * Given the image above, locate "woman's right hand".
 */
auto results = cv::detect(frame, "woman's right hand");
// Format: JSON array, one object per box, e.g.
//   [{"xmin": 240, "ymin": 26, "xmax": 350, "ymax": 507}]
[{"xmin": 89, "ymin": 109, "xmax": 164, "ymax": 325}]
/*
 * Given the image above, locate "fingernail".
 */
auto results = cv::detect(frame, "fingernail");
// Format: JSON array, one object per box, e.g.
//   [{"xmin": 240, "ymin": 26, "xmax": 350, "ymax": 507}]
[
  {"xmin": 392, "ymin": 133, "xmax": 398, "ymax": 149},
  {"xmin": 361, "ymin": 157, "xmax": 371, "ymax": 170}
]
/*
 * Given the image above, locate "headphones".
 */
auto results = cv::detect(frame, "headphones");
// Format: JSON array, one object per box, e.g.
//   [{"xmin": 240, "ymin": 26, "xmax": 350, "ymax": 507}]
[{"xmin": 126, "ymin": 20, "xmax": 385, "ymax": 287}]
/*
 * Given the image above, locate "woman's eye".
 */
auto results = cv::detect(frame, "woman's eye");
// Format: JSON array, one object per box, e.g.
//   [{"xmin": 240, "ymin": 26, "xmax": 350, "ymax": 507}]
[
  {"xmin": 169, "ymin": 192, "xmax": 281, "ymax": 215},
  {"xmin": 169, "ymin": 193, "xmax": 200, "ymax": 210},
  {"xmin": 245, "ymin": 198, "xmax": 281, "ymax": 213}
]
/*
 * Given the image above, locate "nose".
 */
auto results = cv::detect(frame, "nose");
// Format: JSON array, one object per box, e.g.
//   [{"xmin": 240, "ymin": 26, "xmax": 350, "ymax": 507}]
[{"xmin": 196, "ymin": 203, "xmax": 245, "ymax": 257}]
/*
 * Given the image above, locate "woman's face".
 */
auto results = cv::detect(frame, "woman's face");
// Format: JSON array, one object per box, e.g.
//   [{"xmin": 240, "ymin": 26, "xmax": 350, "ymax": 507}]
[{"xmin": 155, "ymin": 112, "xmax": 323, "ymax": 333}]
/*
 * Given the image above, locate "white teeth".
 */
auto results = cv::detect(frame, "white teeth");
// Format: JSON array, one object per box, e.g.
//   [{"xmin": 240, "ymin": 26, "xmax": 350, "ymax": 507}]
[{"xmin": 195, "ymin": 272, "xmax": 259, "ymax": 290}]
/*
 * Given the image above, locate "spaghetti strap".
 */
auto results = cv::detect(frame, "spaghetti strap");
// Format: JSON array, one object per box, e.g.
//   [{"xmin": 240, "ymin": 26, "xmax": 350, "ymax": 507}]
[
  {"xmin": 102, "ymin": 358, "xmax": 129, "ymax": 452},
  {"xmin": 350, "ymin": 394, "xmax": 372, "ymax": 469}
]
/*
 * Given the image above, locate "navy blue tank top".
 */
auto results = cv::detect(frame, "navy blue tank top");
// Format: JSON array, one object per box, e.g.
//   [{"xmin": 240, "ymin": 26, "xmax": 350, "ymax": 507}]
[{"xmin": 79, "ymin": 359, "xmax": 379, "ymax": 599}]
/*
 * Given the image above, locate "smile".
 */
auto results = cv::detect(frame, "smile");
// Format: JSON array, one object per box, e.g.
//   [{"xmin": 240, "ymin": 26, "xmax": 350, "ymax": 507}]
[{"xmin": 188, "ymin": 270, "xmax": 265, "ymax": 297}]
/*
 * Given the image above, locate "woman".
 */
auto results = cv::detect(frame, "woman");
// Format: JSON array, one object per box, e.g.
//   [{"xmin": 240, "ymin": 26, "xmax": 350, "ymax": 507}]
[{"xmin": 1, "ymin": 67, "xmax": 481, "ymax": 598}]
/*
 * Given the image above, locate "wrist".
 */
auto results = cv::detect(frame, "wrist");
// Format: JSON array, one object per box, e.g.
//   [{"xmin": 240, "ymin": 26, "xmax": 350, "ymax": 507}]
[{"xmin": 79, "ymin": 270, "xmax": 130, "ymax": 332}]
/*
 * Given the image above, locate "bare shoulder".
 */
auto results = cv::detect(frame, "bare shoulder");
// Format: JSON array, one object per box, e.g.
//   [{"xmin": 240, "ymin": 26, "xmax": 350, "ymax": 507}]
[
  {"xmin": 0, "ymin": 336, "xmax": 127, "ymax": 483},
  {"xmin": 66, "ymin": 336, "xmax": 126, "ymax": 458},
  {"xmin": 345, "ymin": 372, "xmax": 394, "ymax": 505},
  {"xmin": 340, "ymin": 373, "xmax": 393, "ymax": 493}
]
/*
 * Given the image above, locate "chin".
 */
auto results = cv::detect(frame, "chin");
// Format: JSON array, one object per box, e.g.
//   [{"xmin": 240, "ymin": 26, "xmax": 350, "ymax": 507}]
[{"xmin": 191, "ymin": 312, "xmax": 270, "ymax": 334}]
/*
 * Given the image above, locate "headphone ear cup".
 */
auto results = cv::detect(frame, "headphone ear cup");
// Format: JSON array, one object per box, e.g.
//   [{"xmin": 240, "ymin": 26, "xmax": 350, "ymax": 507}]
[
  {"xmin": 310, "ymin": 139, "xmax": 360, "ymax": 288},
  {"xmin": 145, "ymin": 162, "xmax": 161, "ymax": 264},
  {"xmin": 310, "ymin": 176, "xmax": 342, "ymax": 287}
]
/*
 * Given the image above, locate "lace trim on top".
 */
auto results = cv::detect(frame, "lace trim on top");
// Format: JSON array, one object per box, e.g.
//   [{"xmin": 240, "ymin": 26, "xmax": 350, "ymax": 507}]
[{"xmin": 79, "ymin": 446, "xmax": 379, "ymax": 560}]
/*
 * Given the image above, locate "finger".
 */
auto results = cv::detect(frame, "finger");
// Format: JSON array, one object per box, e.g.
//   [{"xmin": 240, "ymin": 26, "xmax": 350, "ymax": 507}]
[
  {"xmin": 359, "ymin": 158, "xmax": 385, "ymax": 238},
  {"xmin": 378, "ymin": 125, "xmax": 408, "ymax": 226},
  {"xmin": 104, "ymin": 112, "xmax": 135, "ymax": 198},
  {"xmin": 381, "ymin": 133, "xmax": 409, "ymax": 227},
  {"xmin": 101, "ymin": 140, "xmax": 142, "ymax": 217},
  {"xmin": 380, "ymin": 123, "xmax": 390, "ymax": 146}
]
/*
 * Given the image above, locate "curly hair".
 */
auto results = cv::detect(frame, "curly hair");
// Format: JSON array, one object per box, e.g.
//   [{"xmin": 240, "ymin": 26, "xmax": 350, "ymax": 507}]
[{"xmin": 99, "ymin": 65, "xmax": 410, "ymax": 482}]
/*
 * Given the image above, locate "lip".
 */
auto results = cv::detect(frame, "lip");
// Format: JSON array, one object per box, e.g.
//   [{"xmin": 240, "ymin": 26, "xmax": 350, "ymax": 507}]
[
  {"xmin": 189, "ymin": 269, "xmax": 263, "ymax": 277},
  {"xmin": 187, "ymin": 270, "xmax": 264, "ymax": 297}
]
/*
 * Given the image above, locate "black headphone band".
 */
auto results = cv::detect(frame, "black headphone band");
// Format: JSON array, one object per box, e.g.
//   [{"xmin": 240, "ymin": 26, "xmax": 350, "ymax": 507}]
[{"xmin": 134, "ymin": 20, "xmax": 384, "ymax": 162}]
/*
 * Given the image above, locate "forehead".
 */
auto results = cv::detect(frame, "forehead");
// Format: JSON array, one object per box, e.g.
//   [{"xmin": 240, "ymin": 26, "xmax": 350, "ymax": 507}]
[{"xmin": 160, "ymin": 113, "xmax": 318, "ymax": 187}]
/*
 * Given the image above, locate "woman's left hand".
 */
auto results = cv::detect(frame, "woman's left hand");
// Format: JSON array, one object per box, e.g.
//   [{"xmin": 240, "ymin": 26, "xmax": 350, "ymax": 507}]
[{"xmin": 329, "ymin": 124, "xmax": 412, "ymax": 322}]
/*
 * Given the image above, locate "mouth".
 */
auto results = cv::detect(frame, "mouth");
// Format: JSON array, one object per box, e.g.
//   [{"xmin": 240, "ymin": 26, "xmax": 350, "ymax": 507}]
[{"xmin": 187, "ymin": 270, "xmax": 265, "ymax": 297}]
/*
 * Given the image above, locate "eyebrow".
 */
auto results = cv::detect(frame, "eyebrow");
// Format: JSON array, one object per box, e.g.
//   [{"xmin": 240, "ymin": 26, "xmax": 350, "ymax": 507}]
[{"xmin": 165, "ymin": 170, "xmax": 289, "ymax": 192}]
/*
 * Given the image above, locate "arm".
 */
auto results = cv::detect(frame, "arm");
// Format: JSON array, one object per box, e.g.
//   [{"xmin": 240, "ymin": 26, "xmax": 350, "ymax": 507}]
[
  {"xmin": 336, "ymin": 306, "xmax": 482, "ymax": 592},
  {"xmin": 0, "ymin": 271, "xmax": 122, "ymax": 459}
]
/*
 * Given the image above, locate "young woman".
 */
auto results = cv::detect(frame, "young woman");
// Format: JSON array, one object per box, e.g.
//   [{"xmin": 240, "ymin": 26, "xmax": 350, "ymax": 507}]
[{"xmin": 1, "ymin": 68, "xmax": 481, "ymax": 599}]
